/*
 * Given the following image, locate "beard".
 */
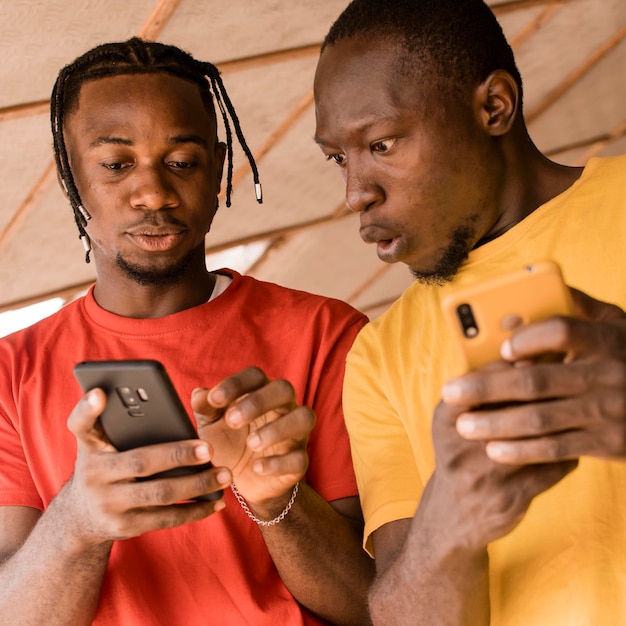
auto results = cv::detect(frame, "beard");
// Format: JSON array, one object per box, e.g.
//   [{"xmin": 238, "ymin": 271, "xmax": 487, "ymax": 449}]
[
  {"xmin": 410, "ymin": 218, "xmax": 477, "ymax": 286},
  {"xmin": 115, "ymin": 248, "xmax": 196, "ymax": 287}
]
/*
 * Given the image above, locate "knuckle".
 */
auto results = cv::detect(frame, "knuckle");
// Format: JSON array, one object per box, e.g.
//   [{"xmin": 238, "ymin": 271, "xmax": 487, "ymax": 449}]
[
  {"xmin": 526, "ymin": 406, "xmax": 549, "ymax": 433},
  {"xmin": 541, "ymin": 437, "xmax": 565, "ymax": 461},
  {"xmin": 125, "ymin": 453, "xmax": 149, "ymax": 477},
  {"xmin": 273, "ymin": 378, "xmax": 296, "ymax": 399},
  {"xmin": 518, "ymin": 368, "xmax": 547, "ymax": 397}
]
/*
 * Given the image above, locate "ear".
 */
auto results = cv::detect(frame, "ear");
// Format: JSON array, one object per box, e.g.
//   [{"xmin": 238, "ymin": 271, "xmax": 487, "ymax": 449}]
[{"xmin": 473, "ymin": 70, "xmax": 519, "ymax": 137}]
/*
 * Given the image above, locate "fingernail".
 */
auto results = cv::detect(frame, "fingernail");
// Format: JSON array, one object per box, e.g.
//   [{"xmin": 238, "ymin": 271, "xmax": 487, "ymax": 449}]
[
  {"xmin": 247, "ymin": 432, "xmax": 261, "ymax": 450},
  {"xmin": 209, "ymin": 387, "xmax": 227, "ymax": 405},
  {"xmin": 86, "ymin": 390, "xmax": 99, "ymax": 407},
  {"xmin": 441, "ymin": 380, "xmax": 464, "ymax": 403},
  {"xmin": 500, "ymin": 339, "xmax": 513, "ymax": 361},
  {"xmin": 456, "ymin": 416, "xmax": 475, "ymax": 437},
  {"xmin": 217, "ymin": 470, "xmax": 231, "ymax": 485},
  {"xmin": 214, "ymin": 499, "xmax": 226, "ymax": 512},
  {"xmin": 486, "ymin": 442, "xmax": 511, "ymax": 460},
  {"xmin": 227, "ymin": 409, "xmax": 242, "ymax": 427},
  {"xmin": 195, "ymin": 444, "xmax": 210, "ymax": 460}
]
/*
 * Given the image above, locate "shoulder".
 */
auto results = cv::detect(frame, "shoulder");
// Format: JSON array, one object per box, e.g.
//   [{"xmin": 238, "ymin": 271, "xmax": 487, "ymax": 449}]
[
  {"xmin": 224, "ymin": 269, "xmax": 367, "ymax": 326},
  {"xmin": 0, "ymin": 296, "xmax": 85, "ymax": 357}
]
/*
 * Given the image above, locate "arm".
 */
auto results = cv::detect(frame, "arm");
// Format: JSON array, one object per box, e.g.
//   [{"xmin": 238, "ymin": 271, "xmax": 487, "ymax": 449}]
[
  {"xmin": 0, "ymin": 389, "xmax": 229, "ymax": 625},
  {"xmin": 192, "ymin": 367, "xmax": 375, "ymax": 626},
  {"xmin": 367, "ymin": 398, "xmax": 575, "ymax": 626},
  {"xmin": 257, "ymin": 491, "xmax": 374, "ymax": 626},
  {"xmin": 370, "ymin": 288, "xmax": 624, "ymax": 625},
  {"xmin": 0, "ymin": 502, "xmax": 110, "ymax": 626}
]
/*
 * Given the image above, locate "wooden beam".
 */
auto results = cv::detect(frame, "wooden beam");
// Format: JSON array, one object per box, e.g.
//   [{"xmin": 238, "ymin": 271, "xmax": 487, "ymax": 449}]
[
  {"xmin": 526, "ymin": 23, "xmax": 626, "ymax": 124},
  {"xmin": 508, "ymin": 2, "xmax": 563, "ymax": 50},
  {"xmin": 545, "ymin": 124, "xmax": 626, "ymax": 157},
  {"xmin": 0, "ymin": 161, "xmax": 56, "ymax": 257},
  {"xmin": 137, "ymin": 0, "xmax": 182, "ymax": 40},
  {"xmin": 574, "ymin": 118, "xmax": 626, "ymax": 165},
  {"xmin": 218, "ymin": 44, "xmax": 321, "ymax": 75},
  {"xmin": 491, "ymin": 0, "xmax": 569, "ymax": 15},
  {"xmin": 219, "ymin": 89, "xmax": 314, "ymax": 200},
  {"xmin": 0, "ymin": 100, "xmax": 49, "ymax": 123}
]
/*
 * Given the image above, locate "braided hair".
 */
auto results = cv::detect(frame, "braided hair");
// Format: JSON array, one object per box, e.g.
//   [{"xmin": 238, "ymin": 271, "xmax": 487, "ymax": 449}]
[{"xmin": 50, "ymin": 37, "xmax": 262, "ymax": 263}]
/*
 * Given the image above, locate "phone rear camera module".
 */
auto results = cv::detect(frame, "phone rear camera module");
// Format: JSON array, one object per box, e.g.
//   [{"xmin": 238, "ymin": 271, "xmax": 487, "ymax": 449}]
[
  {"xmin": 116, "ymin": 386, "xmax": 142, "ymax": 409},
  {"xmin": 456, "ymin": 303, "xmax": 479, "ymax": 338}
]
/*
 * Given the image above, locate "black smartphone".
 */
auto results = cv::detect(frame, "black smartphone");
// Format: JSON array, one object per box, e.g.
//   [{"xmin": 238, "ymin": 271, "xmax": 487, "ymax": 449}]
[{"xmin": 73, "ymin": 359, "xmax": 222, "ymax": 502}]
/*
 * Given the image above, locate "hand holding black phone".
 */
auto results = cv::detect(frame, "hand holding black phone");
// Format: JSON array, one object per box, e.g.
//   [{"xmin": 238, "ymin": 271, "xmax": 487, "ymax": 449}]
[{"xmin": 73, "ymin": 359, "xmax": 223, "ymax": 502}]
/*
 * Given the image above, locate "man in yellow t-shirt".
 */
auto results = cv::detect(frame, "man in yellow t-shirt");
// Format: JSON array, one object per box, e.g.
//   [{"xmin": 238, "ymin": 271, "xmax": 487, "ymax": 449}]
[{"xmin": 313, "ymin": 0, "xmax": 626, "ymax": 624}]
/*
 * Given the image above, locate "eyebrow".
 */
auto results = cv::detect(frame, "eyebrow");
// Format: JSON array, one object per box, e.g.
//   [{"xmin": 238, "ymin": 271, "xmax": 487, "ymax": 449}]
[
  {"xmin": 88, "ymin": 134, "xmax": 209, "ymax": 149},
  {"xmin": 314, "ymin": 119, "xmax": 384, "ymax": 147}
]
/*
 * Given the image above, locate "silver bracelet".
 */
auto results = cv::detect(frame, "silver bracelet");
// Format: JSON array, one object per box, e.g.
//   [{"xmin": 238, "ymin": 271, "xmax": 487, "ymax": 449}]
[{"xmin": 230, "ymin": 481, "xmax": 300, "ymax": 527}]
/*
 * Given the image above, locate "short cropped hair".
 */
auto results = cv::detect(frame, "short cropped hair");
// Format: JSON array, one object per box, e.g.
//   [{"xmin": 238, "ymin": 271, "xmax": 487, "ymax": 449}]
[{"xmin": 322, "ymin": 0, "xmax": 522, "ymax": 102}]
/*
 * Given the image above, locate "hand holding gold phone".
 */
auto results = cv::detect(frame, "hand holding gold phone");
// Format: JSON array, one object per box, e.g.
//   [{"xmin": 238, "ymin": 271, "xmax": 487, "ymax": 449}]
[{"xmin": 441, "ymin": 261, "xmax": 573, "ymax": 371}]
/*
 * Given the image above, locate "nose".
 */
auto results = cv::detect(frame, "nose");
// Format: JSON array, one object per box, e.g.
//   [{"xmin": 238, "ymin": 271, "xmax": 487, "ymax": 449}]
[
  {"xmin": 129, "ymin": 166, "xmax": 179, "ymax": 211},
  {"xmin": 345, "ymin": 166, "xmax": 381, "ymax": 213}
]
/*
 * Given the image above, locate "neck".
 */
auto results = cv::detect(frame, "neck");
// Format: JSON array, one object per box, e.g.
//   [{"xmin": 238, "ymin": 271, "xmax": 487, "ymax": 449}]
[
  {"xmin": 92, "ymin": 265, "xmax": 217, "ymax": 319},
  {"xmin": 476, "ymin": 126, "xmax": 584, "ymax": 247}
]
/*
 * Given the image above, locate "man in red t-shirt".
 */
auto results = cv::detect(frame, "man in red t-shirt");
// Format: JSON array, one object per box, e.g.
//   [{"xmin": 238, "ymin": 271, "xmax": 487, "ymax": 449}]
[{"xmin": 0, "ymin": 38, "xmax": 374, "ymax": 625}]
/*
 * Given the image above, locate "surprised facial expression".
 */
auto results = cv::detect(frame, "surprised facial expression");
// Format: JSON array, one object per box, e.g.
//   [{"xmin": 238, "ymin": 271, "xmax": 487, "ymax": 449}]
[{"xmin": 314, "ymin": 36, "xmax": 502, "ymax": 283}]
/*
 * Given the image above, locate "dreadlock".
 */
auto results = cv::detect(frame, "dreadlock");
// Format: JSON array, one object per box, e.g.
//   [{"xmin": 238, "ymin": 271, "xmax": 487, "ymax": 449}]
[
  {"xmin": 322, "ymin": 0, "xmax": 522, "ymax": 105},
  {"xmin": 50, "ymin": 37, "xmax": 262, "ymax": 263}
]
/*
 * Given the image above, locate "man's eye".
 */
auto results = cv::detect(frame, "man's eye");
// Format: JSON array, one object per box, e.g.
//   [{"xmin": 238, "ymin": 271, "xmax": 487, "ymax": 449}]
[
  {"xmin": 371, "ymin": 138, "xmax": 396, "ymax": 153},
  {"xmin": 169, "ymin": 161, "xmax": 196, "ymax": 169},
  {"xmin": 325, "ymin": 153, "xmax": 346, "ymax": 166},
  {"xmin": 103, "ymin": 162, "xmax": 125, "ymax": 170}
]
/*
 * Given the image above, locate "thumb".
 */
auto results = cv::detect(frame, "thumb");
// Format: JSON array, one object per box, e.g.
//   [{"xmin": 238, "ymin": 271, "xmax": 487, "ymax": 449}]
[{"xmin": 67, "ymin": 388, "xmax": 110, "ymax": 450}]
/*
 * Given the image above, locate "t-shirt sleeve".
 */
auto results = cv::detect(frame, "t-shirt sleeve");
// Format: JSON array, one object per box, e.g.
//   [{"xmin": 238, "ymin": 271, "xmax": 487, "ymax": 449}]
[
  {"xmin": 303, "ymin": 306, "xmax": 368, "ymax": 504},
  {"xmin": 0, "ymin": 362, "xmax": 43, "ymax": 509},
  {"xmin": 343, "ymin": 324, "xmax": 423, "ymax": 556}
]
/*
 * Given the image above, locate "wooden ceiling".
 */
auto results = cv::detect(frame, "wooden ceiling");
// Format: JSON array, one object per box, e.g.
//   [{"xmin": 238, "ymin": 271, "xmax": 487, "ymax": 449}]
[{"xmin": 1, "ymin": 0, "xmax": 625, "ymax": 322}]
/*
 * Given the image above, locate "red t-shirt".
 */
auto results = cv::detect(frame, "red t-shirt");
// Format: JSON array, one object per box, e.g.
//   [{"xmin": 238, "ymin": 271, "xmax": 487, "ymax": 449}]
[{"xmin": 0, "ymin": 270, "xmax": 367, "ymax": 625}]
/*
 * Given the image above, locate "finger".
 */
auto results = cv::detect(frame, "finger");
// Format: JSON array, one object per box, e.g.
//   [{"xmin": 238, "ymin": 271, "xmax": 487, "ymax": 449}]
[
  {"xmin": 223, "ymin": 379, "xmax": 298, "ymax": 429},
  {"xmin": 67, "ymin": 388, "xmax": 111, "ymax": 451},
  {"xmin": 95, "ymin": 496, "xmax": 226, "ymax": 541},
  {"xmin": 246, "ymin": 405, "xmax": 316, "ymax": 454},
  {"xmin": 501, "ymin": 316, "xmax": 626, "ymax": 363},
  {"xmin": 207, "ymin": 367, "xmax": 270, "ymax": 408},
  {"xmin": 115, "ymin": 464, "xmax": 232, "ymax": 507},
  {"xmin": 456, "ymin": 397, "xmax": 582, "ymax": 440},
  {"xmin": 106, "ymin": 440, "xmax": 220, "ymax": 482},
  {"xmin": 442, "ymin": 358, "xmax": 625, "ymax": 407},
  {"xmin": 251, "ymin": 448, "xmax": 309, "ymax": 482},
  {"xmin": 486, "ymin": 431, "xmax": 589, "ymax": 464},
  {"xmin": 190, "ymin": 387, "xmax": 225, "ymax": 424},
  {"xmin": 457, "ymin": 390, "xmax": 626, "ymax": 441}
]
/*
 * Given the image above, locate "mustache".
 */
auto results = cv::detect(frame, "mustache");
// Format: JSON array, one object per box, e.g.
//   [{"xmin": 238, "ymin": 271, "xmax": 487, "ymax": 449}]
[{"xmin": 124, "ymin": 212, "xmax": 187, "ymax": 230}]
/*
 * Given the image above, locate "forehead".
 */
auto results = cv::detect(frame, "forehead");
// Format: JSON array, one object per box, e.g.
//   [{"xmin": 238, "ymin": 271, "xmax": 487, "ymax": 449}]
[
  {"xmin": 314, "ymin": 37, "xmax": 433, "ymax": 137},
  {"xmin": 66, "ymin": 72, "xmax": 216, "ymax": 138}
]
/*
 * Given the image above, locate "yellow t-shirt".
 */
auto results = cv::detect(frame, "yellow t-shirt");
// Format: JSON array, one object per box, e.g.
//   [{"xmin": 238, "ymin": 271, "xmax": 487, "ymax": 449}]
[{"xmin": 344, "ymin": 155, "xmax": 626, "ymax": 625}]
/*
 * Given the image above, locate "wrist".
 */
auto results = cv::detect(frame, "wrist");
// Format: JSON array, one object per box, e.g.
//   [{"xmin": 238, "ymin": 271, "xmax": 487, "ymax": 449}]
[{"xmin": 230, "ymin": 482, "xmax": 300, "ymax": 527}]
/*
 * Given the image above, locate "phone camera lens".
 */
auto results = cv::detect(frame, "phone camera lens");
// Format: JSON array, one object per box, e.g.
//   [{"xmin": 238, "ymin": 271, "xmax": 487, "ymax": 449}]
[{"xmin": 456, "ymin": 303, "xmax": 480, "ymax": 339}]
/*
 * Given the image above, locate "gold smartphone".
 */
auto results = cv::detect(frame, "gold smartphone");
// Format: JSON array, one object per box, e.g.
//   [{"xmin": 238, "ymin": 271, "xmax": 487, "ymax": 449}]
[{"xmin": 441, "ymin": 261, "xmax": 573, "ymax": 371}]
